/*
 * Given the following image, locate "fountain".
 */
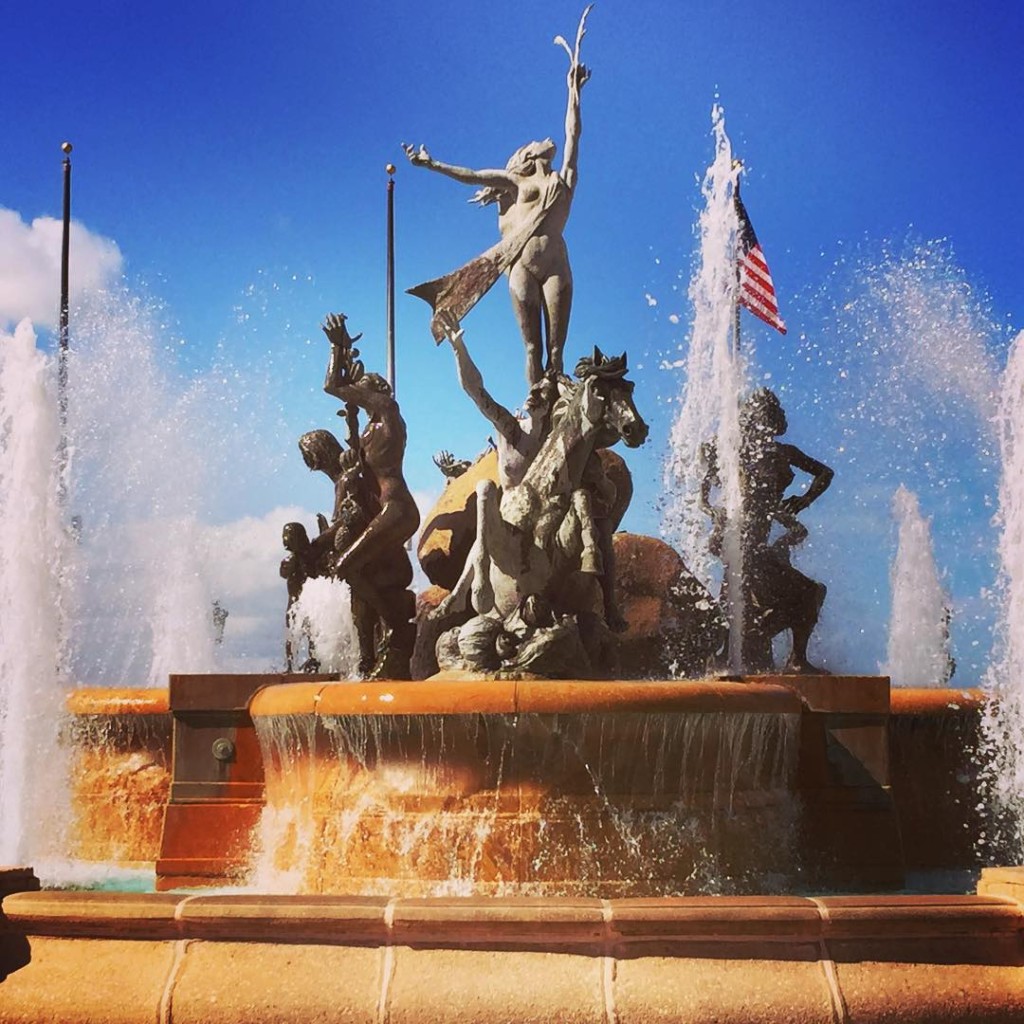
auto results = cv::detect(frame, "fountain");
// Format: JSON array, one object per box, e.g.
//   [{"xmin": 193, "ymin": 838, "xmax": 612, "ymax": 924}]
[{"xmin": 3, "ymin": 10, "xmax": 1024, "ymax": 1022}]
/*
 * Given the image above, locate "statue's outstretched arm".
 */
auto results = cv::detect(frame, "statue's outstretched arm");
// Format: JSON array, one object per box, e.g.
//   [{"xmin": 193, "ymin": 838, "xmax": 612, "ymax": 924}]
[
  {"xmin": 437, "ymin": 310, "xmax": 521, "ymax": 445},
  {"xmin": 780, "ymin": 443, "xmax": 834, "ymax": 514},
  {"xmin": 402, "ymin": 143, "xmax": 514, "ymax": 190}
]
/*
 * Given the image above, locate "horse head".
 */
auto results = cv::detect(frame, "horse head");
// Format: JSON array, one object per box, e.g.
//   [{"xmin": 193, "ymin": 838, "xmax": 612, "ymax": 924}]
[{"xmin": 574, "ymin": 348, "xmax": 649, "ymax": 449}]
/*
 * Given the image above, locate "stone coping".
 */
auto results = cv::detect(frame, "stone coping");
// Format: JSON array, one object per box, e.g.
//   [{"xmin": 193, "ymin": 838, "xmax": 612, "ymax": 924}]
[
  {"xmin": 4, "ymin": 890, "xmax": 1021, "ymax": 958},
  {"xmin": 889, "ymin": 688, "xmax": 987, "ymax": 716},
  {"xmin": 59, "ymin": 681, "xmax": 988, "ymax": 721},
  {"xmin": 65, "ymin": 688, "xmax": 170, "ymax": 716},
  {"xmin": 249, "ymin": 678, "xmax": 807, "ymax": 718}
]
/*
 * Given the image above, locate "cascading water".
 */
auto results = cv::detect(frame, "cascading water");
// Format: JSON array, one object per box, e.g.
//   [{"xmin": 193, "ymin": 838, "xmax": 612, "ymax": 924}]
[
  {"xmin": 0, "ymin": 320, "xmax": 71, "ymax": 868},
  {"xmin": 663, "ymin": 105, "xmax": 747, "ymax": 672},
  {"xmin": 884, "ymin": 484, "xmax": 954, "ymax": 687}
]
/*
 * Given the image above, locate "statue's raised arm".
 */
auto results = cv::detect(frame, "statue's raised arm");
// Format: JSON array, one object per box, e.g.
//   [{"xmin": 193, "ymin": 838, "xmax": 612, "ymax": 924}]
[{"xmin": 555, "ymin": 3, "xmax": 592, "ymax": 192}]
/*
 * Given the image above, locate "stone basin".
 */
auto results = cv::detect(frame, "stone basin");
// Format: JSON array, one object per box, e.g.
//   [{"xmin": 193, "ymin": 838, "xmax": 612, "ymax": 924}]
[
  {"xmin": 247, "ymin": 677, "xmax": 807, "ymax": 896},
  {"xmin": 0, "ymin": 680, "xmax": 1016, "ymax": 1023}
]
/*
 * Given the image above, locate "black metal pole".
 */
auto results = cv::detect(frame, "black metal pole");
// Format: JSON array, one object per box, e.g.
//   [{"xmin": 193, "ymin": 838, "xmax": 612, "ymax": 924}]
[
  {"xmin": 57, "ymin": 141, "xmax": 73, "ymax": 513},
  {"xmin": 385, "ymin": 163, "xmax": 396, "ymax": 396},
  {"xmin": 732, "ymin": 160, "xmax": 743, "ymax": 358},
  {"xmin": 59, "ymin": 142, "xmax": 72, "ymax": 430}
]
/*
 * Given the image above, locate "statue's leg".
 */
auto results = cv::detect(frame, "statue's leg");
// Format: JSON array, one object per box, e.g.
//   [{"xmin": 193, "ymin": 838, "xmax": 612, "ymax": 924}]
[
  {"xmin": 509, "ymin": 263, "xmax": 545, "ymax": 385},
  {"xmin": 596, "ymin": 516, "xmax": 627, "ymax": 633},
  {"xmin": 786, "ymin": 581, "xmax": 827, "ymax": 674},
  {"xmin": 350, "ymin": 594, "xmax": 377, "ymax": 677},
  {"xmin": 541, "ymin": 270, "xmax": 573, "ymax": 377},
  {"xmin": 569, "ymin": 487, "xmax": 602, "ymax": 575}
]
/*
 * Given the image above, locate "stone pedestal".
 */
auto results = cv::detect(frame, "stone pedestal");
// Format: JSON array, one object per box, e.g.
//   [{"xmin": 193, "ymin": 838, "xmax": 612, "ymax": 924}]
[{"xmin": 156, "ymin": 673, "xmax": 336, "ymax": 890}]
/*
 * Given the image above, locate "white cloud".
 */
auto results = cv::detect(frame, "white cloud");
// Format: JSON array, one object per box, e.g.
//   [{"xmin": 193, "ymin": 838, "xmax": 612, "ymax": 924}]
[{"xmin": 0, "ymin": 208, "xmax": 122, "ymax": 330}]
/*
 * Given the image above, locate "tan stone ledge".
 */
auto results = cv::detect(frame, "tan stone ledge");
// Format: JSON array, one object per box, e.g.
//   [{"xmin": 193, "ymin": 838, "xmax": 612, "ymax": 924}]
[
  {"xmin": 978, "ymin": 866, "xmax": 1024, "ymax": 904},
  {"xmin": 249, "ymin": 677, "xmax": 807, "ymax": 719},
  {"xmin": 4, "ymin": 892, "xmax": 1021, "ymax": 956},
  {"xmin": 890, "ymin": 687, "xmax": 987, "ymax": 715},
  {"xmin": 65, "ymin": 687, "xmax": 170, "ymax": 716}
]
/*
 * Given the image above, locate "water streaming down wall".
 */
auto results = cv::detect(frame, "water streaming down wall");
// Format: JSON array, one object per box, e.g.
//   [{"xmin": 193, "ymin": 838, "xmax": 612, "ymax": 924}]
[
  {"xmin": 662, "ymin": 106, "xmax": 748, "ymax": 673},
  {"xmin": 0, "ymin": 320, "xmax": 71, "ymax": 868},
  {"xmin": 247, "ymin": 708, "xmax": 800, "ymax": 896},
  {"xmin": 884, "ymin": 485, "xmax": 954, "ymax": 687}
]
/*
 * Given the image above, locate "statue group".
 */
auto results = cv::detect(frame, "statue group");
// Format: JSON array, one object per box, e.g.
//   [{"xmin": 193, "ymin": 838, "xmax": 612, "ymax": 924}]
[{"xmin": 282, "ymin": 7, "xmax": 832, "ymax": 681}]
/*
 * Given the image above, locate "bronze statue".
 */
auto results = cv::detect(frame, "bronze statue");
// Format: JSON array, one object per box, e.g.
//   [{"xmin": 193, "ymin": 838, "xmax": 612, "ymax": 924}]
[
  {"xmin": 403, "ymin": 6, "xmax": 592, "ymax": 384},
  {"xmin": 433, "ymin": 346, "xmax": 648, "ymax": 675},
  {"xmin": 701, "ymin": 388, "xmax": 833, "ymax": 673},
  {"xmin": 437, "ymin": 310, "xmax": 627, "ymax": 632},
  {"xmin": 284, "ymin": 314, "xmax": 420, "ymax": 679},
  {"xmin": 320, "ymin": 313, "xmax": 420, "ymax": 678},
  {"xmin": 280, "ymin": 522, "xmax": 320, "ymax": 672}
]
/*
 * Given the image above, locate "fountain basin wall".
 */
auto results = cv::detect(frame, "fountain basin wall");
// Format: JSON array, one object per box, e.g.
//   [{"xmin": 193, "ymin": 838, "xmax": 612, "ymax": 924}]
[
  {"xmin": 245, "ymin": 676, "xmax": 898, "ymax": 896},
  {"xmin": 64, "ymin": 688, "xmax": 171, "ymax": 867},
  {"xmin": 3, "ymin": 874, "xmax": 1024, "ymax": 1023},
  {"xmin": 889, "ymin": 688, "xmax": 988, "ymax": 874}
]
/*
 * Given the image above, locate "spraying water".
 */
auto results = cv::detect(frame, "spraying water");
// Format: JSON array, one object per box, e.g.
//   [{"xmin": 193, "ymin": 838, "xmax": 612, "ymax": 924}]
[
  {"xmin": 981, "ymin": 330, "xmax": 1024, "ymax": 854},
  {"xmin": 0, "ymin": 320, "xmax": 71, "ymax": 866},
  {"xmin": 776, "ymin": 238, "xmax": 1004, "ymax": 675},
  {"xmin": 884, "ymin": 485, "xmax": 954, "ymax": 687},
  {"xmin": 663, "ymin": 105, "xmax": 747, "ymax": 671}
]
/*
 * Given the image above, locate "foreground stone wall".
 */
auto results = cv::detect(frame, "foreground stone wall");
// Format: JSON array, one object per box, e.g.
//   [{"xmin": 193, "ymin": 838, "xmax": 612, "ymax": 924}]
[{"xmin": 3, "ymin": 882, "xmax": 1024, "ymax": 1023}]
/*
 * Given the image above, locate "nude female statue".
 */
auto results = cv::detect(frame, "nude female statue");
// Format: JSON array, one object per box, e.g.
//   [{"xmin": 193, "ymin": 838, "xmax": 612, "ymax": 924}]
[{"xmin": 403, "ymin": 6, "xmax": 592, "ymax": 385}]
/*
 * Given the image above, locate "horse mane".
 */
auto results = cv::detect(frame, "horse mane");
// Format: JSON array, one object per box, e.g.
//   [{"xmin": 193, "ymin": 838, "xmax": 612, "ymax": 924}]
[
  {"xmin": 548, "ymin": 349, "xmax": 631, "ymax": 433},
  {"xmin": 575, "ymin": 347, "xmax": 628, "ymax": 381}
]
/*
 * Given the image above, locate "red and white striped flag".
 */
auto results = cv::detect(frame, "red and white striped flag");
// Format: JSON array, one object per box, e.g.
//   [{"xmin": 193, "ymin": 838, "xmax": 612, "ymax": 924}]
[{"xmin": 735, "ymin": 193, "xmax": 787, "ymax": 335}]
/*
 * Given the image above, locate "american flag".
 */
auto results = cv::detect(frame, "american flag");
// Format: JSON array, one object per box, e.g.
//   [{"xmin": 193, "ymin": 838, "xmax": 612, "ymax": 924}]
[{"xmin": 735, "ymin": 192, "xmax": 787, "ymax": 335}]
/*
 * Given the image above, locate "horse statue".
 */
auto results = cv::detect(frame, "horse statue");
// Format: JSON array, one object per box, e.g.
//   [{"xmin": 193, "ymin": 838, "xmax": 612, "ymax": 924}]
[{"xmin": 432, "ymin": 349, "xmax": 648, "ymax": 676}]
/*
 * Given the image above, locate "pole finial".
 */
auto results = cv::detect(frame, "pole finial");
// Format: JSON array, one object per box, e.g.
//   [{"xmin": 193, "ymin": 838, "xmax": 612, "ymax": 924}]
[
  {"xmin": 385, "ymin": 163, "xmax": 396, "ymax": 176},
  {"xmin": 61, "ymin": 141, "xmax": 73, "ymax": 155}
]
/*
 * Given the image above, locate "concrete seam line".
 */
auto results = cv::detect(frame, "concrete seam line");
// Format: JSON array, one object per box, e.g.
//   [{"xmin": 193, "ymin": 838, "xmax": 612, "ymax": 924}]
[
  {"xmin": 809, "ymin": 897, "xmax": 849, "ymax": 1024},
  {"xmin": 377, "ymin": 898, "xmax": 398, "ymax": 1024},
  {"xmin": 600, "ymin": 898, "xmax": 618, "ymax": 1024},
  {"xmin": 157, "ymin": 938, "xmax": 192, "ymax": 1024},
  {"xmin": 158, "ymin": 895, "xmax": 199, "ymax": 1024}
]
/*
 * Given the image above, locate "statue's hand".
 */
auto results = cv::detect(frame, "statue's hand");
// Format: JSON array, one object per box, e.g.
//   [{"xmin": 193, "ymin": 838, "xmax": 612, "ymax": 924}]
[
  {"xmin": 435, "ymin": 308, "xmax": 464, "ymax": 346},
  {"xmin": 321, "ymin": 312, "xmax": 351, "ymax": 347},
  {"xmin": 338, "ymin": 447, "xmax": 360, "ymax": 473},
  {"xmin": 568, "ymin": 61, "xmax": 591, "ymax": 91},
  {"xmin": 780, "ymin": 494, "xmax": 810, "ymax": 516},
  {"xmin": 402, "ymin": 142, "xmax": 432, "ymax": 167},
  {"xmin": 433, "ymin": 449, "xmax": 470, "ymax": 480}
]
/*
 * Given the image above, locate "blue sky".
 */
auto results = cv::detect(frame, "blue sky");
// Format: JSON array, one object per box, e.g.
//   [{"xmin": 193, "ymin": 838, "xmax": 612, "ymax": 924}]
[{"xmin": 2, "ymin": 1, "xmax": 1022, "ymax": 677}]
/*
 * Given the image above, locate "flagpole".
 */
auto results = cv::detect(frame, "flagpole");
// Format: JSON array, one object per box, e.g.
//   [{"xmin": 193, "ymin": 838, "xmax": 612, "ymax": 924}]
[
  {"xmin": 732, "ymin": 161, "xmax": 743, "ymax": 359},
  {"xmin": 385, "ymin": 163, "xmax": 396, "ymax": 396},
  {"xmin": 728, "ymin": 159, "xmax": 744, "ymax": 674}
]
